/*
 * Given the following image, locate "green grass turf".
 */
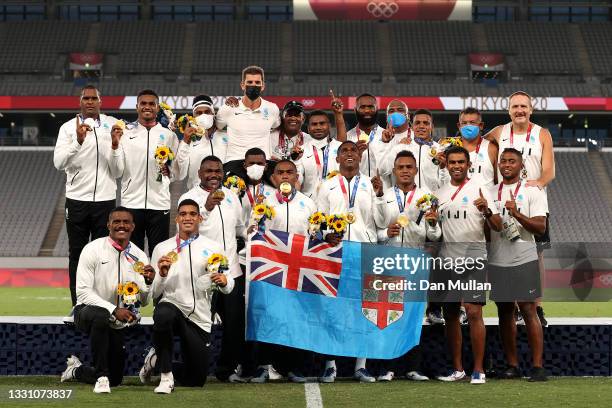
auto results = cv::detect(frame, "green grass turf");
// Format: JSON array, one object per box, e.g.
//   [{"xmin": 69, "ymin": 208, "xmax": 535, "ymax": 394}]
[
  {"xmin": 0, "ymin": 376, "xmax": 612, "ymax": 408},
  {"xmin": 1, "ymin": 287, "xmax": 611, "ymax": 317}
]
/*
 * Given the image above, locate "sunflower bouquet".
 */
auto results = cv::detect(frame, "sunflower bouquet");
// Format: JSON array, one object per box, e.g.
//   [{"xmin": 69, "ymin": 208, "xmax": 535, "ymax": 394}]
[
  {"xmin": 308, "ymin": 211, "xmax": 327, "ymax": 239},
  {"xmin": 325, "ymin": 214, "xmax": 349, "ymax": 238},
  {"xmin": 206, "ymin": 253, "xmax": 229, "ymax": 291},
  {"xmin": 111, "ymin": 281, "xmax": 141, "ymax": 328},
  {"xmin": 326, "ymin": 170, "xmax": 340, "ymax": 180},
  {"xmin": 176, "ymin": 114, "xmax": 205, "ymax": 141},
  {"xmin": 158, "ymin": 102, "xmax": 177, "ymax": 130},
  {"xmin": 154, "ymin": 145, "xmax": 175, "ymax": 182},
  {"xmin": 223, "ymin": 175, "xmax": 246, "ymax": 197},
  {"xmin": 416, "ymin": 193, "xmax": 440, "ymax": 226},
  {"xmin": 430, "ymin": 137, "xmax": 463, "ymax": 165},
  {"xmin": 250, "ymin": 202, "xmax": 275, "ymax": 233}
]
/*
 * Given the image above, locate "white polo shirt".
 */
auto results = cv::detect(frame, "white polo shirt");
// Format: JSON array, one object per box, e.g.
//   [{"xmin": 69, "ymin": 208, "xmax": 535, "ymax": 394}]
[{"xmin": 216, "ymin": 98, "xmax": 280, "ymax": 161}]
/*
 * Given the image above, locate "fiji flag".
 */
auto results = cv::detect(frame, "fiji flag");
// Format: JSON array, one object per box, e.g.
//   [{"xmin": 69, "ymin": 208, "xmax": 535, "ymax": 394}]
[{"xmin": 246, "ymin": 230, "xmax": 428, "ymax": 359}]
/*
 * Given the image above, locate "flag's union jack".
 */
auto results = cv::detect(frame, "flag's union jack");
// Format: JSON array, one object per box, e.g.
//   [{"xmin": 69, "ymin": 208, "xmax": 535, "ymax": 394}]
[{"xmin": 249, "ymin": 230, "xmax": 342, "ymax": 297}]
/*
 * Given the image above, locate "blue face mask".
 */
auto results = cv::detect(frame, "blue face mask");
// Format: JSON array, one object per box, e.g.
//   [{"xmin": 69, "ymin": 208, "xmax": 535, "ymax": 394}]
[
  {"xmin": 388, "ymin": 112, "xmax": 407, "ymax": 128},
  {"xmin": 460, "ymin": 125, "xmax": 480, "ymax": 140}
]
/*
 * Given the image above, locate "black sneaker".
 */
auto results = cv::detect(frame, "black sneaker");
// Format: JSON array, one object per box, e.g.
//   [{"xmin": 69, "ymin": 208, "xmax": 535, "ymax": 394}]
[
  {"xmin": 62, "ymin": 307, "xmax": 75, "ymax": 326},
  {"xmin": 500, "ymin": 365, "xmax": 521, "ymax": 379},
  {"xmin": 528, "ymin": 367, "xmax": 548, "ymax": 382},
  {"xmin": 536, "ymin": 306, "xmax": 548, "ymax": 327}
]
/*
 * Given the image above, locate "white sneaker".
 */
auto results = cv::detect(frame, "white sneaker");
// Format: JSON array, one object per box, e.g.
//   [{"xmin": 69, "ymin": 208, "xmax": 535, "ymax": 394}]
[
  {"xmin": 250, "ymin": 366, "xmax": 269, "ymax": 383},
  {"xmin": 459, "ymin": 306, "xmax": 468, "ymax": 325},
  {"xmin": 470, "ymin": 371, "xmax": 486, "ymax": 384},
  {"xmin": 139, "ymin": 348, "xmax": 157, "ymax": 384},
  {"xmin": 353, "ymin": 368, "xmax": 376, "ymax": 383},
  {"xmin": 60, "ymin": 355, "xmax": 82, "ymax": 382},
  {"xmin": 406, "ymin": 371, "xmax": 429, "ymax": 381},
  {"xmin": 377, "ymin": 371, "xmax": 394, "ymax": 382},
  {"xmin": 154, "ymin": 377, "xmax": 174, "ymax": 394},
  {"xmin": 93, "ymin": 376, "xmax": 111, "ymax": 393},
  {"xmin": 437, "ymin": 370, "xmax": 466, "ymax": 382},
  {"xmin": 268, "ymin": 365, "xmax": 283, "ymax": 380},
  {"xmin": 318, "ymin": 367, "xmax": 336, "ymax": 383}
]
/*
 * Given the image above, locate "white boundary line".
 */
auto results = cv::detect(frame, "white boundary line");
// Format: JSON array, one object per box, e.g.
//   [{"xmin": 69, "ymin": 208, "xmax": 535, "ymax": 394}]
[{"xmin": 305, "ymin": 383, "xmax": 324, "ymax": 408}]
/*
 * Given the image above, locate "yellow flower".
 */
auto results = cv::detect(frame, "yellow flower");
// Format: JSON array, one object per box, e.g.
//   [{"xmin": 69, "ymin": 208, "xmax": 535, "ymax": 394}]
[
  {"xmin": 208, "ymin": 253, "xmax": 224, "ymax": 265},
  {"xmin": 326, "ymin": 170, "xmax": 339, "ymax": 180},
  {"xmin": 253, "ymin": 204, "xmax": 266, "ymax": 215},
  {"xmin": 155, "ymin": 146, "xmax": 170, "ymax": 160},
  {"xmin": 122, "ymin": 281, "xmax": 139, "ymax": 295},
  {"xmin": 177, "ymin": 114, "xmax": 193, "ymax": 133},
  {"xmin": 309, "ymin": 212, "xmax": 325, "ymax": 224},
  {"xmin": 333, "ymin": 220, "xmax": 346, "ymax": 233},
  {"xmin": 159, "ymin": 102, "xmax": 172, "ymax": 111},
  {"xmin": 116, "ymin": 284, "xmax": 123, "ymax": 295}
]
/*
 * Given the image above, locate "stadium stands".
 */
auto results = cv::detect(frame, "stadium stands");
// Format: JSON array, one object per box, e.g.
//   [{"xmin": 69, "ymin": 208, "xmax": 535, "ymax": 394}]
[
  {"xmin": 0, "ymin": 151, "xmax": 64, "ymax": 257},
  {"xmin": 580, "ymin": 23, "xmax": 612, "ymax": 80}
]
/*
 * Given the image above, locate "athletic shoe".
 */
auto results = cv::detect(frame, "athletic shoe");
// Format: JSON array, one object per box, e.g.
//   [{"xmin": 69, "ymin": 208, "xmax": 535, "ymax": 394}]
[
  {"xmin": 515, "ymin": 309, "xmax": 525, "ymax": 325},
  {"xmin": 139, "ymin": 347, "xmax": 157, "ymax": 384},
  {"xmin": 268, "ymin": 365, "xmax": 283, "ymax": 380},
  {"xmin": 426, "ymin": 309, "xmax": 445, "ymax": 325},
  {"xmin": 406, "ymin": 371, "xmax": 429, "ymax": 381},
  {"xmin": 62, "ymin": 307, "xmax": 75, "ymax": 326},
  {"xmin": 93, "ymin": 376, "xmax": 111, "ymax": 394},
  {"xmin": 353, "ymin": 368, "xmax": 376, "ymax": 383},
  {"xmin": 60, "ymin": 355, "xmax": 82, "ymax": 382},
  {"xmin": 500, "ymin": 365, "xmax": 521, "ymax": 379},
  {"xmin": 377, "ymin": 371, "xmax": 394, "ymax": 382},
  {"xmin": 470, "ymin": 371, "xmax": 486, "ymax": 384},
  {"xmin": 459, "ymin": 306, "xmax": 468, "ymax": 325},
  {"xmin": 437, "ymin": 370, "xmax": 466, "ymax": 382},
  {"xmin": 288, "ymin": 371, "xmax": 307, "ymax": 383},
  {"xmin": 250, "ymin": 366, "xmax": 269, "ymax": 383},
  {"xmin": 318, "ymin": 367, "xmax": 336, "ymax": 383},
  {"xmin": 537, "ymin": 306, "xmax": 548, "ymax": 327},
  {"xmin": 528, "ymin": 367, "xmax": 548, "ymax": 382},
  {"xmin": 154, "ymin": 377, "xmax": 174, "ymax": 394}
]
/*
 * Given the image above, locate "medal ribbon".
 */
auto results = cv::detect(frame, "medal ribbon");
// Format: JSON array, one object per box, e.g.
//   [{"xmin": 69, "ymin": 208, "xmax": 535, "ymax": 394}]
[
  {"xmin": 356, "ymin": 126, "xmax": 376, "ymax": 143},
  {"xmin": 450, "ymin": 178, "xmax": 470, "ymax": 202},
  {"xmin": 108, "ymin": 237, "xmax": 138, "ymax": 264},
  {"xmin": 313, "ymin": 144, "xmax": 331, "ymax": 180},
  {"xmin": 394, "ymin": 185, "xmax": 416, "ymax": 213},
  {"xmin": 498, "ymin": 180, "xmax": 522, "ymax": 202},
  {"xmin": 278, "ymin": 131, "xmax": 304, "ymax": 158},
  {"xmin": 245, "ymin": 181, "xmax": 264, "ymax": 205},
  {"xmin": 173, "ymin": 233, "xmax": 199, "ymax": 254},
  {"xmin": 276, "ymin": 188, "xmax": 297, "ymax": 204},
  {"xmin": 510, "ymin": 123, "xmax": 532, "ymax": 147},
  {"xmin": 338, "ymin": 175, "xmax": 360, "ymax": 211}
]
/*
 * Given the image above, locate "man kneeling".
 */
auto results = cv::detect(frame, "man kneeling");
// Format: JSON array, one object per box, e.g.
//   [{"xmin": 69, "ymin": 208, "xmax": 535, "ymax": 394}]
[{"xmin": 140, "ymin": 199, "xmax": 234, "ymax": 393}]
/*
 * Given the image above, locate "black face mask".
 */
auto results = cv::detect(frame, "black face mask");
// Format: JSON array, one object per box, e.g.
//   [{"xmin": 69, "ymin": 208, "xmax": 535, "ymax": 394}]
[
  {"xmin": 356, "ymin": 110, "xmax": 378, "ymax": 127},
  {"xmin": 245, "ymin": 86, "xmax": 262, "ymax": 101}
]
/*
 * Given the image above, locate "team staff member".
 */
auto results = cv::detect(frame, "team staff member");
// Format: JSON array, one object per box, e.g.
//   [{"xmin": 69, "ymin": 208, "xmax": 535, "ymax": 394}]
[
  {"xmin": 270, "ymin": 101, "xmax": 311, "ymax": 161},
  {"xmin": 176, "ymin": 94, "xmax": 228, "ymax": 189},
  {"xmin": 457, "ymin": 107, "xmax": 497, "ymax": 187},
  {"xmin": 60, "ymin": 207, "xmax": 154, "ymax": 394},
  {"xmin": 434, "ymin": 146, "xmax": 501, "ymax": 385},
  {"xmin": 372, "ymin": 150, "xmax": 439, "ymax": 382},
  {"xmin": 486, "ymin": 91, "xmax": 556, "ymax": 326},
  {"xmin": 216, "ymin": 65, "xmax": 280, "ymax": 175},
  {"xmin": 317, "ymin": 141, "xmax": 378, "ymax": 383},
  {"xmin": 112, "ymin": 89, "xmax": 180, "ymax": 256},
  {"xmin": 53, "ymin": 85, "xmax": 123, "ymax": 310},
  {"xmin": 139, "ymin": 199, "xmax": 234, "ymax": 393},
  {"xmin": 488, "ymin": 148, "xmax": 548, "ymax": 382}
]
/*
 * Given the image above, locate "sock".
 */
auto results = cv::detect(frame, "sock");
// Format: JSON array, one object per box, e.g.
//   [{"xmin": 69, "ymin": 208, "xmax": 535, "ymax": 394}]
[
  {"xmin": 325, "ymin": 360, "xmax": 336, "ymax": 370},
  {"xmin": 355, "ymin": 358, "xmax": 366, "ymax": 371},
  {"xmin": 161, "ymin": 372, "xmax": 174, "ymax": 382}
]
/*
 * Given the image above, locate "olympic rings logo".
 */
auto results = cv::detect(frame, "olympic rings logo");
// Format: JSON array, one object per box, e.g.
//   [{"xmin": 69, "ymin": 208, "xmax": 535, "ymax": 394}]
[
  {"xmin": 301, "ymin": 99, "xmax": 315, "ymax": 107},
  {"xmin": 366, "ymin": 1, "xmax": 399, "ymax": 18}
]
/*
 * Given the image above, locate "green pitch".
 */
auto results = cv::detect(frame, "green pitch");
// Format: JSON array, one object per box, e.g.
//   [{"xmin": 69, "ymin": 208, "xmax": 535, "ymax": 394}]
[
  {"xmin": 1, "ymin": 287, "xmax": 611, "ymax": 317},
  {"xmin": 1, "ymin": 376, "xmax": 612, "ymax": 408}
]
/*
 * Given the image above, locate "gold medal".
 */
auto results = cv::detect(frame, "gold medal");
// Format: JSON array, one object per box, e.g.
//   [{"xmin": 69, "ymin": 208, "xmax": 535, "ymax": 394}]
[
  {"xmin": 280, "ymin": 182, "xmax": 292, "ymax": 195},
  {"xmin": 133, "ymin": 261, "xmax": 145, "ymax": 274},
  {"xmin": 212, "ymin": 190, "xmax": 225, "ymax": 200},
  {"xmin": 429, "ymin": 147, "xmax": 437, "ymax": 158},
  {"xmin": 346, "ymin": 211, "xmax": 356, "ymax": 224},
  {"xmin": 358, "ymin": 131, "xmax": 369, "ymax": 143},
  {"xmin": 167, "ymin": 251, "xmax": 178, "ymax": 263},
  {"xmin": 115, "ymin": 119, "xmax": 126, "ymax": 130},
  {"xmin": 396, "ymin": 213, "xmax": 409, "ymax": 228}
]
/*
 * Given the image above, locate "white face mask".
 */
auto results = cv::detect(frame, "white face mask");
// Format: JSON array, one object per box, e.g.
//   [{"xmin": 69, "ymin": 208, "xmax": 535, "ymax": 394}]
[
  {"xmin": 195, "ymin": 113, "xmax": 214, "ymax": 130},
  {"xmin": 246, "ymin": 164, "xmax": 265, "ymax": 180}
]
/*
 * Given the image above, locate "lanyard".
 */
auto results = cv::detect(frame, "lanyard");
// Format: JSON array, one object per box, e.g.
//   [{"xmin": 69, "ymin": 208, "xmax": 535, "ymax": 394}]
[
  {"xmin": 278, "ymin": 131, "xmax": 304, "ymax": 157},
  {"xmin": 356, "ymin": 126, "xmax": 376, "ymax": 143},
  {"xmin": 510, "ymin": 123, "xmax": 532, "ymax": 147},
  {"xmin": 313, "ymin": 144, "xmax": 331, "ymax": 180},
  {"xmin": 450, "ymin": 178, "xmax": 470, "ymax": 202},
  {"xmin": 276, "ymin": 188, "xmax": 296, "ymax": 204},
  {"xmin": 474, "ymin": 138, "xmax": 482, "ymax": 155},
  {"xmin": 338, "ymin": 176, "xmax": 360, "ymax": 210},
  {"xmin": 394, "ymin": 185, "xmax": 416, "ymax": 213},
  {"xmin": 498, "ymin": 181, "xmax": 522, "ymax": 202},
  {"xmin": 245, "ymin": 182, "xmax": 264, "ymax": 205},
  {"xmin": 414, "ymin": 137, "xmax": 432, "ymax": 147},
  {"xmin": 108, "ymin": 237, "xmax": 138, "ymax": 264},
  {"xmin": 173, "ymin": 233, "xmax": 199, "ymax": 254}
]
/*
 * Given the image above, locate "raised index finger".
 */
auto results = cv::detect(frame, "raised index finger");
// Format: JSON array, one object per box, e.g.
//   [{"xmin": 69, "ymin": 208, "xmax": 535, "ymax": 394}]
[
  {"xmin": 75, "ymin": 114, "xmax": 80, "ymax": 128},
  {"xmin": 329, "ymin": 89, "xmax": 336, "ymax": 100}
]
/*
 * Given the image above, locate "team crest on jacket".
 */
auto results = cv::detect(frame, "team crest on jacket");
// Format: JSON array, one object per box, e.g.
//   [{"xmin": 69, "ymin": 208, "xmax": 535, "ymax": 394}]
[{"xmin": 362, "ymin": 274, "xmax": 404, "ymax": 329}]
